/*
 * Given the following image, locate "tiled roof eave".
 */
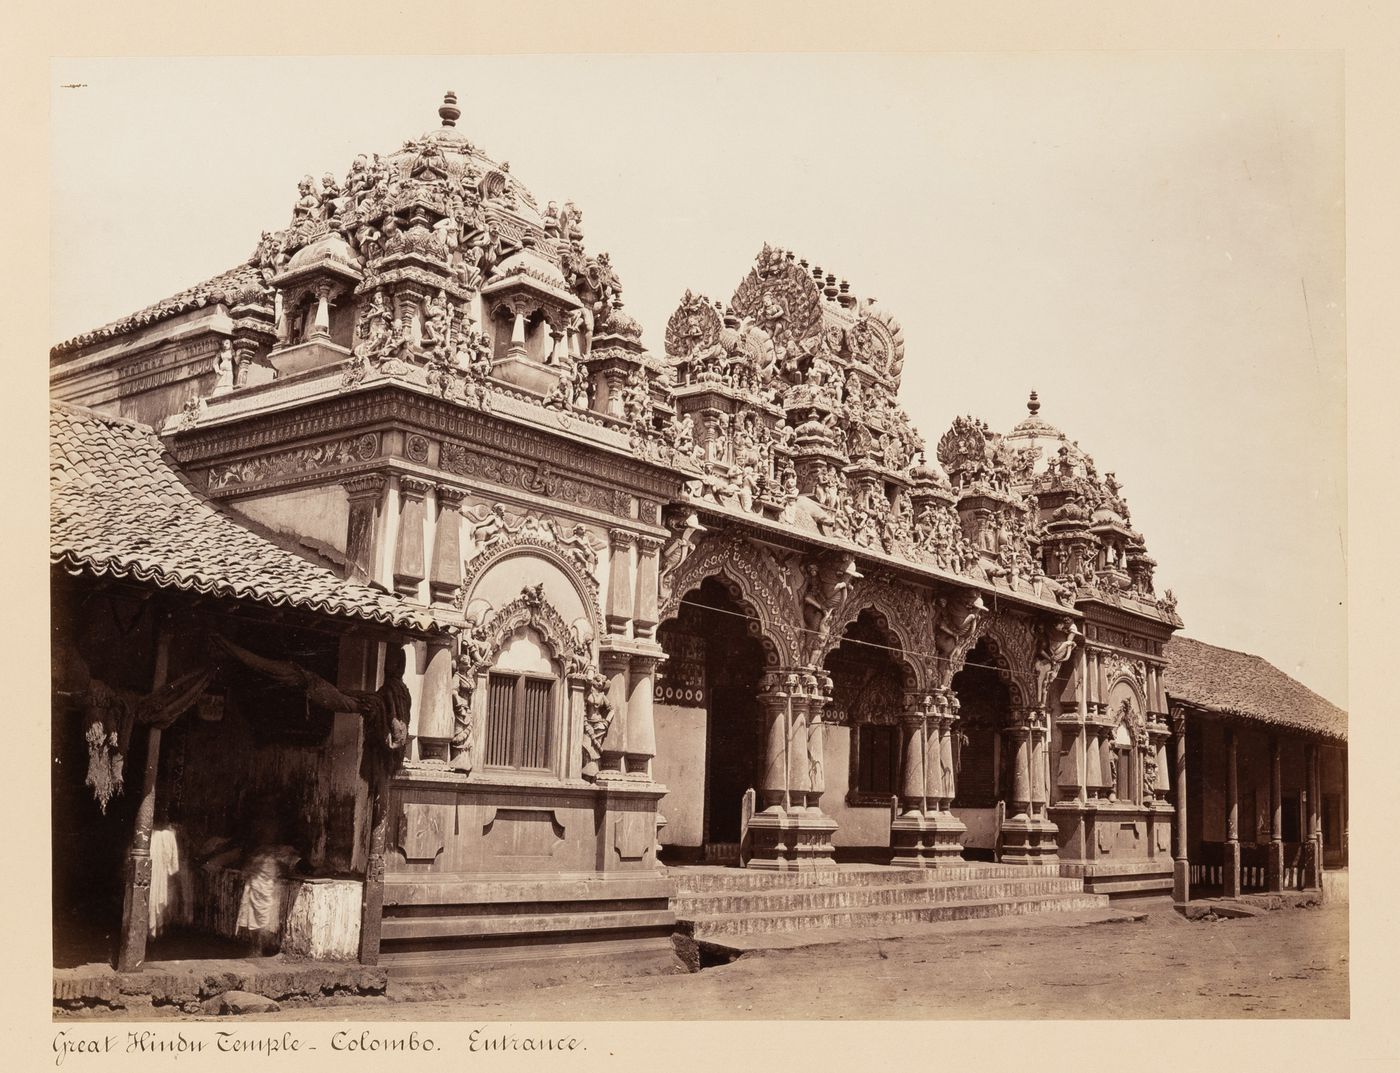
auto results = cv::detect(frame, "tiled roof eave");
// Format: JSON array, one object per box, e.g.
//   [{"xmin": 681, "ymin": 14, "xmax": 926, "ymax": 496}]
[{"xmin": 51, "ymin": 548, "xmax": 439, "ymax": 634}]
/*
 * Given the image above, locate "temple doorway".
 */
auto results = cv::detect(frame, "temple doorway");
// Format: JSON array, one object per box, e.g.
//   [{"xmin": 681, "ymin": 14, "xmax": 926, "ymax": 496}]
[
  {"xmin": 950, "ymin": 638, "xmax": 1011, "ymax": 859},
  {"xmin": 825, "ymin": 611, "xmax": 909, "ymax": 810},
  {"xmin": 658, "ymin": 577, "xmax": 766, "ymax": 862}
]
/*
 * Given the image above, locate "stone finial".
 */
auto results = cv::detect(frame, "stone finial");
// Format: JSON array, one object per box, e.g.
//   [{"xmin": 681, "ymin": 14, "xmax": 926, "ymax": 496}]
[
  {"xmin": 439, "ymin": 90, "xmax": 461, "ymax": 128},
  {"xmin": 1027, "ymin": 389, "xmax": 1040, "ymax": 416}
]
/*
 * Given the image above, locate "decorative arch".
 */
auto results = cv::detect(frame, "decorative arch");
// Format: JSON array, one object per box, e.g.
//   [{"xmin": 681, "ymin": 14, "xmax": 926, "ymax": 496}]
[
  {"xmin": 658, "ymin": 531, "xmax": 802, "ymax": 667},
  {"xmin": 981, "ymin": 613, "xmax": 1039, "ymax": 708},
  {"xmin": 464, "ymin": 583, "xmax": 585, "ymax": 680},
  {"xmin": 808, "ymin": 573, "xmax": 930, "ymax": 689},
  {"xmin": 460, "ymin": 537, "xmax": 603, "ymax": 645}
]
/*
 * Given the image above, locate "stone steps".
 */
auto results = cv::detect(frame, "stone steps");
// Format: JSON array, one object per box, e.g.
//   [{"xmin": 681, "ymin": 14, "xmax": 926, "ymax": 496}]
[
  {"xmin": 670, "ymin": 863, "xmax": 1063, "ymax": 893},
  {"xmin": 674, "ymin": 876, "xmax": 1086, "ymax": 916},
  {"xmin": 679, "ymin": 891, "xmax": 1112, "ymax": 938}
]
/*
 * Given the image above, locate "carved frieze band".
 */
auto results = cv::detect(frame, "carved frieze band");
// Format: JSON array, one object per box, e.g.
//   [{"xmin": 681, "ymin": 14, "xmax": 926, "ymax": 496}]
[
  {"xmin": 207, "ymin": 432, "xmax": 382, "ymax": 493},
  {"xmin": 440, "ymin": 441, "xmax": 630, "ymax": 519}
]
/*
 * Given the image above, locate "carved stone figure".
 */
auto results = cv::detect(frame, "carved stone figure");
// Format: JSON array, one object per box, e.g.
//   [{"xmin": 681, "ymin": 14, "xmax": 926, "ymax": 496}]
[
  {"xmin": 581, "ymin": 668, "xmax": 613, "ymax": 779},
  {"xmin": 802, "ymin": 555, "xmax": 861, "ymax": 632},
  {"xmin": 471, "ymin": 503, "xmax": 513, "ymax": 552}
]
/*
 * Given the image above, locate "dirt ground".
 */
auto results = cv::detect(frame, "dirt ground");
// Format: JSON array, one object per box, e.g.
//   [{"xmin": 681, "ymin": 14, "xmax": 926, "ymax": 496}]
[{"xmin": 214, "ymin": 896, "xmax": 1348, "ymax": 1021}]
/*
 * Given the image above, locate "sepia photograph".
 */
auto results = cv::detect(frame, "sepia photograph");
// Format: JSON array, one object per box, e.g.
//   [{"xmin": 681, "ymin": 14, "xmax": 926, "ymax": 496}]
[{"xmin": 32, "ymin": 28, "xmax": 1373, "ymax": 1061}]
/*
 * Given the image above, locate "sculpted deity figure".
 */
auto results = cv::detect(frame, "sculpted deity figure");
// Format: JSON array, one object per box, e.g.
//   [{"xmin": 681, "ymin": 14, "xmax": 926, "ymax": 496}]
[
  {"xmin": 1033, "ymin": 616, "xmax": 1081, "ymax": 707},
  {"xmin": 292, "ymin": 175, "xmax": 320, "ymax": 219},
  {"xmin": 658, "ymin": 511, "xmax": 706, "ymax": 586},
  {"xmin": 450, "ymin": 618, "xmax": 494, "ymax": 772},
  {"xmin": 934, "ymin": 592, "xmax": 987, "ymax": 670},
  {"xmin": 1143, "ymin": 755, "xmax": 1158, "ymax": 799},
  {"xmin": 213, "ymin": 339, "xmax": 235, "ymax": 394},
  {"xmin": 557, "ymin": 524, "xmax": 599, "ymax": 575},
  {"xmin": 807, "ymin": 349, "xmax": 837, "ymax": 389},
  {"xmin": 581, "ymin": 668, "xmax": 613, "ymax": 779},
  {"xmin": 802, "ymin": 555, "xmax": 862, "ymax": 632},
  {"xmin": 355, "ymin": 290, "xmax": 397, "ymax": 362},
  {"xmin": 665, "ymin": 413, "xmax": 695, "ymax": 456},
  {"xmin": 471, "ymin": 503, "xmax": 513, "ymax": 553}
]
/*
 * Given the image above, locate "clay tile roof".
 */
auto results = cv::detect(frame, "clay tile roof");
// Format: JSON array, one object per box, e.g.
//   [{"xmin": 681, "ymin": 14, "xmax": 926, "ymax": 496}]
[
  {"xmin": 51, "ymin": 262, "xmax": 265, "ymax": 357},
  {"xmin": 50, "ymin": 402, "xmax": 442, "ymax": 635},
  {"xmin": 1164, "ymin": 635, "xmax": 1346, "ymax": 742}
]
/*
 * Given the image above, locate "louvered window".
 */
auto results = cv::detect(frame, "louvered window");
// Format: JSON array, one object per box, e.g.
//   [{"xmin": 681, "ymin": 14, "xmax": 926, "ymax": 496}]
[{"xmin": 484, "ymin": 671, "xmax": 555, "ymax": 771}]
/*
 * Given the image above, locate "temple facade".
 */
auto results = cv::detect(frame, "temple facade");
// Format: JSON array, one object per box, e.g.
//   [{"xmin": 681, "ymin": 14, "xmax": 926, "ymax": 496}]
[{"xmin": 50, "ymin": 93, "xmax": 1341, "ymax": 975}]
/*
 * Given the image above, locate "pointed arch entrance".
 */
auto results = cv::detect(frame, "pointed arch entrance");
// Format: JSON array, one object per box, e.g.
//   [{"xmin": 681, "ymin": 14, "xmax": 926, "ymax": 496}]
[
  {"xmin": 950, "ymin": 637, "xmax": 1013, "ymax": 859},
  {"xmin": 656, "ymin": 576, "xmax": 772, "ymax": 862},
  {"xmin": 824, "ymin": 609, "xmax": 913, "ymax": 806}
]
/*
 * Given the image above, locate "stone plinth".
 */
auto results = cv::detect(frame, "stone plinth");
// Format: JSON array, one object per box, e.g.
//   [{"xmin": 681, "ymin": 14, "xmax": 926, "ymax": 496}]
[
  {"xmin": 999, "ymin": 814, "xmax": 1060, "ymax": 864},
  {"xmin": 267, "ymin": 338, "xmax": 352, "ymax": 379},
  {"xmin": 492, "ymin": 353, "xmax": 561, "ymax": 396},
  {"xmin": 890, "ymin": 812, "xmax": 967, "ymax": 868},
  {"xmin": 744, "ymin": 808, "xmax": 838, "ymax": 872}
]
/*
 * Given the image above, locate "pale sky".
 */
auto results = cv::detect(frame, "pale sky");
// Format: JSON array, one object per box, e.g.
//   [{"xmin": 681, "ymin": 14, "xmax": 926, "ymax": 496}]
[{"xmin": 49, "ymin": 54, "xmax": 1346, "ymax": 705}]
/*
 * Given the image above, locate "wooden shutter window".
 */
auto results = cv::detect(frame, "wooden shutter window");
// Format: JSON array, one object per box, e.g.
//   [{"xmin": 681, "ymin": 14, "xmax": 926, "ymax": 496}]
[
  {"xmin": 520, "ymin": 677, "xmax": 553, "ymax": 770},
  {"xmin": 484, "ymin": 671, "xmax": 556, "ymax": 771},
  {"xmin": 486, "ymin": 672, "xmax": 516, "ymax": 768}
]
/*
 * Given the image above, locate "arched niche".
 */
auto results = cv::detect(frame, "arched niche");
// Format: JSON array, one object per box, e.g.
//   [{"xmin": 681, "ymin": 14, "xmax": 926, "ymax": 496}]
[
  {"xmin": 1106, "ymin": 677, "xmax": 1146, "ymax": 804},
  {"xmin": 464, "ymin": 546, "xmax": 599, "ymax": 651}
]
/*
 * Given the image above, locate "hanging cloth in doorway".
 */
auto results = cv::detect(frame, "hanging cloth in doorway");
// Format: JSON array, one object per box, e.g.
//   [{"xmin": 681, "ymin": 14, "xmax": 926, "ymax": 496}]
[
  {"xmin": 75, "ymin": 669, "xmax": 214, "ymax": 814},
  {"xmin": 82, "ymin": 681, "xmax": 137, "ymax": 814}
]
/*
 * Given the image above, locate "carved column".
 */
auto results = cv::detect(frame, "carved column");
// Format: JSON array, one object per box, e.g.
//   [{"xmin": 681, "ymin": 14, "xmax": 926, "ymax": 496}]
[
  {"xmin": 1267, "ymin": 735, "xmax": 1284, "ymax": 892},
  {"xmin": 626, "ymin": 652, "xmax": 660, "ymax": 777},
  {"xmin": 429, "ymin": 485, "xmax": 465, "ymax": 606},
  {"xmin": 507, "ymin": 307, "xmax": 528, "ymax": 359},
  {"xmin": 1100, "ymin": 730, "xmax": 1116, "ymax": 801},
  {"xmin": 602, "ymin": 368, "xmax": 629, "ymax": 419},
  {"xmin": 804, "ymin": 673, "xmax": 828, "ymax": 805},
  {"xmin": 343, "ymin": 474, "xmax": 386, "ymax": 585},
  {"xmin": 891, "ymin": 692, "xmax": 931, "ymax": 867},
  {"xmin": 116, "ymin": 617, "xmax": 172, "ymax": 973},
  {"xmin": 933, "ymin": 698, "xmax": 954, "ymax": 807},
  {"xmin": 747, "ymin": 670, "xmax": 837, "ymax": 871},
  {"xmin": 606, "ymin": 529, "xmax": 635, "ymax": 635},
  {"xmin": 898, "ymin": 700, "xmax": 927, "ymax": 817},
  {"xmin": 1171, "ymin": 709, "xmax": 1190, "ymax": 903},
  {"xmin": 634, "ymin": 536, "xmax": 662, "ymax": 640},
  {"xmin": 312, "ymin": 282, "xmax": 333, "ymax": 338},
  {"xmin": 1008, "ymin": 710, "xmax": 1032, "ymax": 819},
  {"xmin": 786, "ymin": 679, "xmax": 812, "ymax": 807},
  {"xmin": 755, "ymin": 674, "xmax": 791, "ymax": 814},
  {"xmin": 393, "ymin": 477, "xmax": 432, "ymax": 599},
  {"xmin": 416, "ymin": 638, "xmax": 455, "ymax": 762},
  {"xmin": 597, "ymin": 648, "xmax": 631, "ymax": 777},
  {"xmin": 1000, "ymin": 703, "xmax": 1057, "ymax": 864},
  {"xmin": 1224, "ymin": 724, "xmax": 1242, "ymax": 897}
]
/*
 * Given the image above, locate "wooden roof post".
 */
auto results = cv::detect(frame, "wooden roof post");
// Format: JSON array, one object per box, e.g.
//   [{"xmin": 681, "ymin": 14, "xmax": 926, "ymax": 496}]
[{"xmin": 116, "ymin": 614, "xmax": 171, "ymax": 973}]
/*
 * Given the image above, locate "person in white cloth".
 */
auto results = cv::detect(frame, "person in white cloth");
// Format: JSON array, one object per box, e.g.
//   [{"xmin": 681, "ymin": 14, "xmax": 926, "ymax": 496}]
[{"xmin": 236, "ymin": 812, "xmax": 301, "ymax": 954}]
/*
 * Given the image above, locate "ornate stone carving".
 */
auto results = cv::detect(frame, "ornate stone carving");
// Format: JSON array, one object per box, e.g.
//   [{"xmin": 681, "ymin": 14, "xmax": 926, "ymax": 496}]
[
  {"xmin": 728, "ymin": 244, "xmax": 824, "ymax": 355},
  {"xmin": 207, "ymin": 433, "xmax": 380, "ymax": 492},
  {"xmin": 440, "ymin": 442, "xmax": 629, "ymax": 518},
  {"xmin": 454, "ymin": 503, "xmax": 604, "ymax": 632},
  {"xmin": 932, "ymin": 590, "xmax": 988, "ymax": 688},
  {"xmin": 1031, "ymin": 616, "xmax": 1081, "ymax": 709},
  {"xmin": 658, "ymin": 530, "xmax": 803, "ymax": 667},
  {"xmin": 581, "ymin": 667, "xmax": 612, "ymax": 780}
]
